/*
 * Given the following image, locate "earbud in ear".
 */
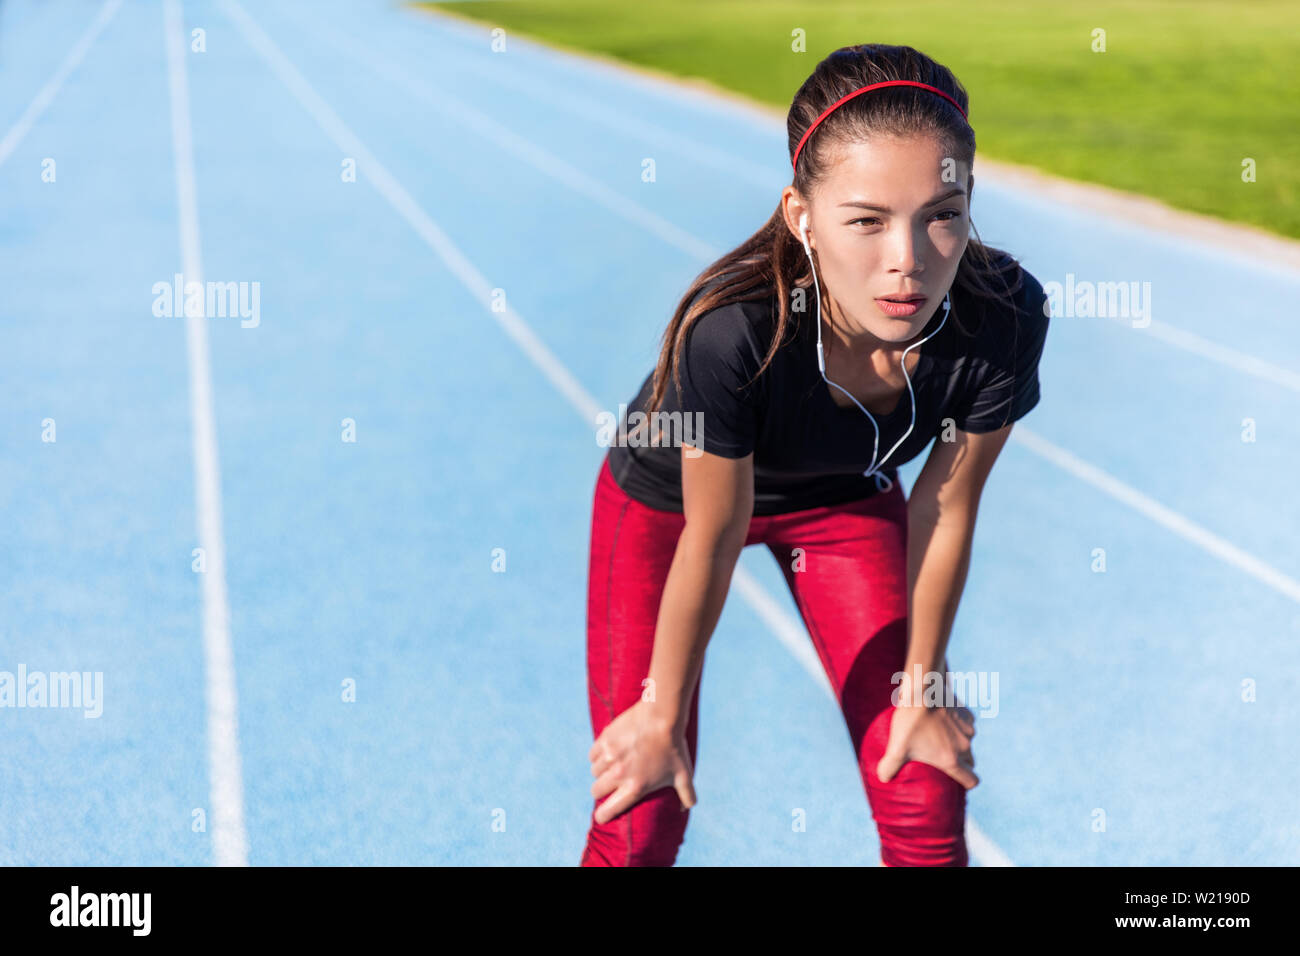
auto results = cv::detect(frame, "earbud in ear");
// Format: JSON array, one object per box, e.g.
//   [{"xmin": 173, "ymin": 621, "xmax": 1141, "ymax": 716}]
[{"xmin": 798, "ymin": 212, "xmax": 812, "ymax": 253}]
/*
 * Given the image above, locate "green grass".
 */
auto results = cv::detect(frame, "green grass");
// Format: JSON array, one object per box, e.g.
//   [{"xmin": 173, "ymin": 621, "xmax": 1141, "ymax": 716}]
[{"xmin": 421, "ymin": 0, "xmax": 1300, "ymax": 240}]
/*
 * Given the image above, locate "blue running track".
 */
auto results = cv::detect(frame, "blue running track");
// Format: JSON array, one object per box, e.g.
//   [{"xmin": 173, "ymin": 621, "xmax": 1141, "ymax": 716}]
[{"xmin": 2, "ymin": 0, "xmax": 1297, "ymax": 865}]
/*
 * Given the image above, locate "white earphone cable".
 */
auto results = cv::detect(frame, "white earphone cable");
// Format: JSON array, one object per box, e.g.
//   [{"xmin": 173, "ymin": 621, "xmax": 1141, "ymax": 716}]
[{"xmin": 800, "ymin": 217, "xmax": 951, "ymax": 494}]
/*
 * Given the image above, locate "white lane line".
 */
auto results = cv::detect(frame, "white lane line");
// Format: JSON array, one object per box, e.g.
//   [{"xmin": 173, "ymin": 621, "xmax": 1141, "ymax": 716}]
[
  {"xmin": 0, "ymin": 0, "xmax": 122, "ymax": 170},
  {"xmin": 965, "ymin": 823, "xmax": 1016, "ymax": 868},
  {"xmin": 1141, "ymin": 318, "xmax": 1300, "ymax": 396},
  {"xmin": 218, "ymin": 0, "xmax": 602, "ymax": 424},
  {"xmin": 164, "ymin": 0, "xmax": 249, "ymax": 868},
  {"xmin": 411, "ymin": 3, "xmax": 784, "ymax": 137},
  {"xmin": 220, "ymin": 0, "xmax": 1015, "ymax": 868},
  {"xmin": 730, "ymin": 570, "xmax": 1013, "ymax": 866},
  {"xmin": 1013, "ymin": 425, "xmax": 1300, "ymax": 604},
  {"xmin": 343, "ymin": 8, "xmax": 780, "ymax": 191},
  {"xmin": 729, "ymin": 571, "xmax": 833, "ymax": 698},
  {"xmin": 269, "ymin": 7, "xmax": 721, "ymax": 263}
]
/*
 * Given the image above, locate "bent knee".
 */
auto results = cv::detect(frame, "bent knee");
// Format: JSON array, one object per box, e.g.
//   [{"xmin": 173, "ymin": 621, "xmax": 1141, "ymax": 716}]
[
  {"xmin": 581, "ymin": 837, "xmax": 683, "ymax": 867},
  {"xmin": 581, "ymin": 791, "xmax": 689, "ymax": 867},
  {"xmin": 868, "ymin": 760, "xmax": 968, "ymax": 867}
]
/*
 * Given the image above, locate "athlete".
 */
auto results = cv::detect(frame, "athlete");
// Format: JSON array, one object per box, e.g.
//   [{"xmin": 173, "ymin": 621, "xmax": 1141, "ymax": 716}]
[{"xmin": 581, "ymin": 43, "xmax": 1050, "ymax": 867}]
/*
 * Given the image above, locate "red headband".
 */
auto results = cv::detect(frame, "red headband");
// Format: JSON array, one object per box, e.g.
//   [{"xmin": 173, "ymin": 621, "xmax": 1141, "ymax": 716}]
[{"xmin": 791, "ymin": 80, "xmax": 969, "ymax": 171}]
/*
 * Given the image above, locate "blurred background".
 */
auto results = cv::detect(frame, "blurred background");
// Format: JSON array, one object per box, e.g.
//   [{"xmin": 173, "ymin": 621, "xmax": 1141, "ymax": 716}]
[{"xmin": 431, "ymin": 0, "xmax": 1300, "ymax": 239}]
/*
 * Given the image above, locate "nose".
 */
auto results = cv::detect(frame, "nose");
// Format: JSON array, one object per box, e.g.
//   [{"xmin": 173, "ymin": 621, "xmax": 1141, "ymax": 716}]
[{"xmin": 888, "ymin": 221, "xmax": 927, "ymax": 276}]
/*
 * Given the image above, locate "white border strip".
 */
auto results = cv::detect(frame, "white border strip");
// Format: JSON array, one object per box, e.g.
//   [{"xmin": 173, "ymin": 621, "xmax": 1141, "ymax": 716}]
[
  {"xmin": 0, "ymin": 0, "xmax": 122, "ymax": 170},
  {"xmin": 165, "ymin": 0, "xmax": 250, "ymax": 868},
  {"xmin": 221, "ymin": 0, "xmax": 1011, "ymax": 867},
  {"xmin": 1013, "ymin": 426, "xmax": 1300, "ymax": 604}
]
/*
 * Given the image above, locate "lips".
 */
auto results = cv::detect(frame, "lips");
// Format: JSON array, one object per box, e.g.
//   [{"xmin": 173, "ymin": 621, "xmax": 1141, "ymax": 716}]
[{"xmin": 875, "ymin": 295, "xmax": 926, "ymax": 318}]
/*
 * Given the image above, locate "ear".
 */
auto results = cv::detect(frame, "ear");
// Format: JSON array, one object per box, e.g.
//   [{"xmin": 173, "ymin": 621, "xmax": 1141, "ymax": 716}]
[
  {"xmin": 781, "ymin": 187, "xmax": 810, "ymax": 246},
  {"xmin": 967, "ymin": 172, "xmax": 975, "ymax": 206}
]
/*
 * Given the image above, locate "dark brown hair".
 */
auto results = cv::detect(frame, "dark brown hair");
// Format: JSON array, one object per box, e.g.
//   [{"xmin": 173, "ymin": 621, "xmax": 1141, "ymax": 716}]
[{"xmin": 636, "ymin": 43, "xmax": 1023, "ymax": 439}]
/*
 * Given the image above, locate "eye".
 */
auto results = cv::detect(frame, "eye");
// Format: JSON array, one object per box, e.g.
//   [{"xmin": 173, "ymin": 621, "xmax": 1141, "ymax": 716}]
[{"xmin": 850, "ymin": 209, "xmax": 961, "ymax": 228}]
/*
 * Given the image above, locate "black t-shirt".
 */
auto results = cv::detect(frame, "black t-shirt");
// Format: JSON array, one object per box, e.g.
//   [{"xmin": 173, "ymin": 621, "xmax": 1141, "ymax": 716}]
[{"xmin": 606, "ymin": 257, "xmax": 1050, "ymax": 515}]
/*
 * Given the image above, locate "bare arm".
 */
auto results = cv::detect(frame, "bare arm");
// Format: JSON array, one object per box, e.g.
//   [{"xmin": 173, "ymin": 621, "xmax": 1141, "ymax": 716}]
[
  {"xmin": 875, "ymin": 423, "xmax": 1015, "ymax": 790},
  {"xmin": 902, "ymin": 422, "xmax": 1014, "ymax": 696},
  {"xmin": 588, "ymin": 443, "xmax": 753, "ymax": 822},
  {"xmin": 643, "ymin": 443, "xmax": 754, "ymax": 734}
]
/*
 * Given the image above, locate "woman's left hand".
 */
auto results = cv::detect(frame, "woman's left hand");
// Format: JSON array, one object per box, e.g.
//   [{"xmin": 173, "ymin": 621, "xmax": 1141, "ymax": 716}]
[{"xmin": 875, "ymin": 703, "xmax": 979, "ymax": 790}]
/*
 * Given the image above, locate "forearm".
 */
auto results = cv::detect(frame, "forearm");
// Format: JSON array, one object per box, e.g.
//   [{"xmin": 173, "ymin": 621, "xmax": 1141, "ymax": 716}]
[
  {"xmin": 903, "ymin": 507, "xmax": 976, "ymax": 702},
  {"xmin": 644, "ymin": 523, "xmax": 746, "ymax": 732}
]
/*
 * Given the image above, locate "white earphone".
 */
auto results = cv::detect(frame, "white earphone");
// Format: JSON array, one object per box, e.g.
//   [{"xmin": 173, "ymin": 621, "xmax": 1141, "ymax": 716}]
[{"xmin": 796, "ymin": 210, "xmax": 952, "ymax": 494}]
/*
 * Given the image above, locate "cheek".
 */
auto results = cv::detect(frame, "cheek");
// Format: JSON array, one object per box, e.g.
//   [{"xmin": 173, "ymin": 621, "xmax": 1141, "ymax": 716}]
[
  {"xmin": 931, "ymin": 224, "xmax": 968, "ymax": 259},
  {"xmin": 824, "ymin": 235, "xmax": 884, "ymax": 273},
  {"xmin": 815, "ymin": 239, "xmax": 857, "ymax": 278}
]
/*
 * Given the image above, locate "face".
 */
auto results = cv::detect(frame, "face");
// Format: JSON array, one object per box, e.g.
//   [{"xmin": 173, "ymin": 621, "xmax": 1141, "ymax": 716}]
[{"xmin": 784, "ymin": 134, "xmax": 972, "ymax": 348}]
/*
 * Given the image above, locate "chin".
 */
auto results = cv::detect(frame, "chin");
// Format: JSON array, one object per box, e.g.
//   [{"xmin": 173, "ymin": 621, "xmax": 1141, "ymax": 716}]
[{"xmin": 869, "ymin": 308, "xmax": 931, "ymax": 338}]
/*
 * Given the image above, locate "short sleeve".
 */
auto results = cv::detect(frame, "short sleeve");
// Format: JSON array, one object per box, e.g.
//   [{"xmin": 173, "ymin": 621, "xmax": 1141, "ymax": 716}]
[
  {"xmin": 952, "ymin": 272, "xmax": 1051, "ymax": 434},
  {"xmin": 670, "ymin": 302, "xmax": 763, "ymax": 458}
]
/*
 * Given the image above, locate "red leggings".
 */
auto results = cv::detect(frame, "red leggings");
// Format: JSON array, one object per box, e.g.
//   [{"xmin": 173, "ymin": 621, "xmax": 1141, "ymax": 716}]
[{"xmin": 581, "ymin": 454, "xmax": 968, "ymax": 866}]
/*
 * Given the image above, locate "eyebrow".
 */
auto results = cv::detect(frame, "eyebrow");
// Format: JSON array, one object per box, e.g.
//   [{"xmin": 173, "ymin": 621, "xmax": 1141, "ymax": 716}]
[{"xmin": 837, "ymin": 187, "xmax": 966, "ymax": 213}]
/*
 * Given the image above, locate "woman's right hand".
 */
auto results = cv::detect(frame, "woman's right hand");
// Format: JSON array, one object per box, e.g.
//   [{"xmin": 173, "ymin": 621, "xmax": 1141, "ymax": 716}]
[{"xmin": 589, "ymin": 699, "xmax": 697, "ymax": 825}]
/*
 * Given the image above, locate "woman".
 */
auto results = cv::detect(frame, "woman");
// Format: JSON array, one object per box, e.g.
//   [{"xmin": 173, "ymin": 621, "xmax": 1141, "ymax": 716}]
[{"xmin": 582, "ymin": 43, "xmax": 1050, "ymax": 867}]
